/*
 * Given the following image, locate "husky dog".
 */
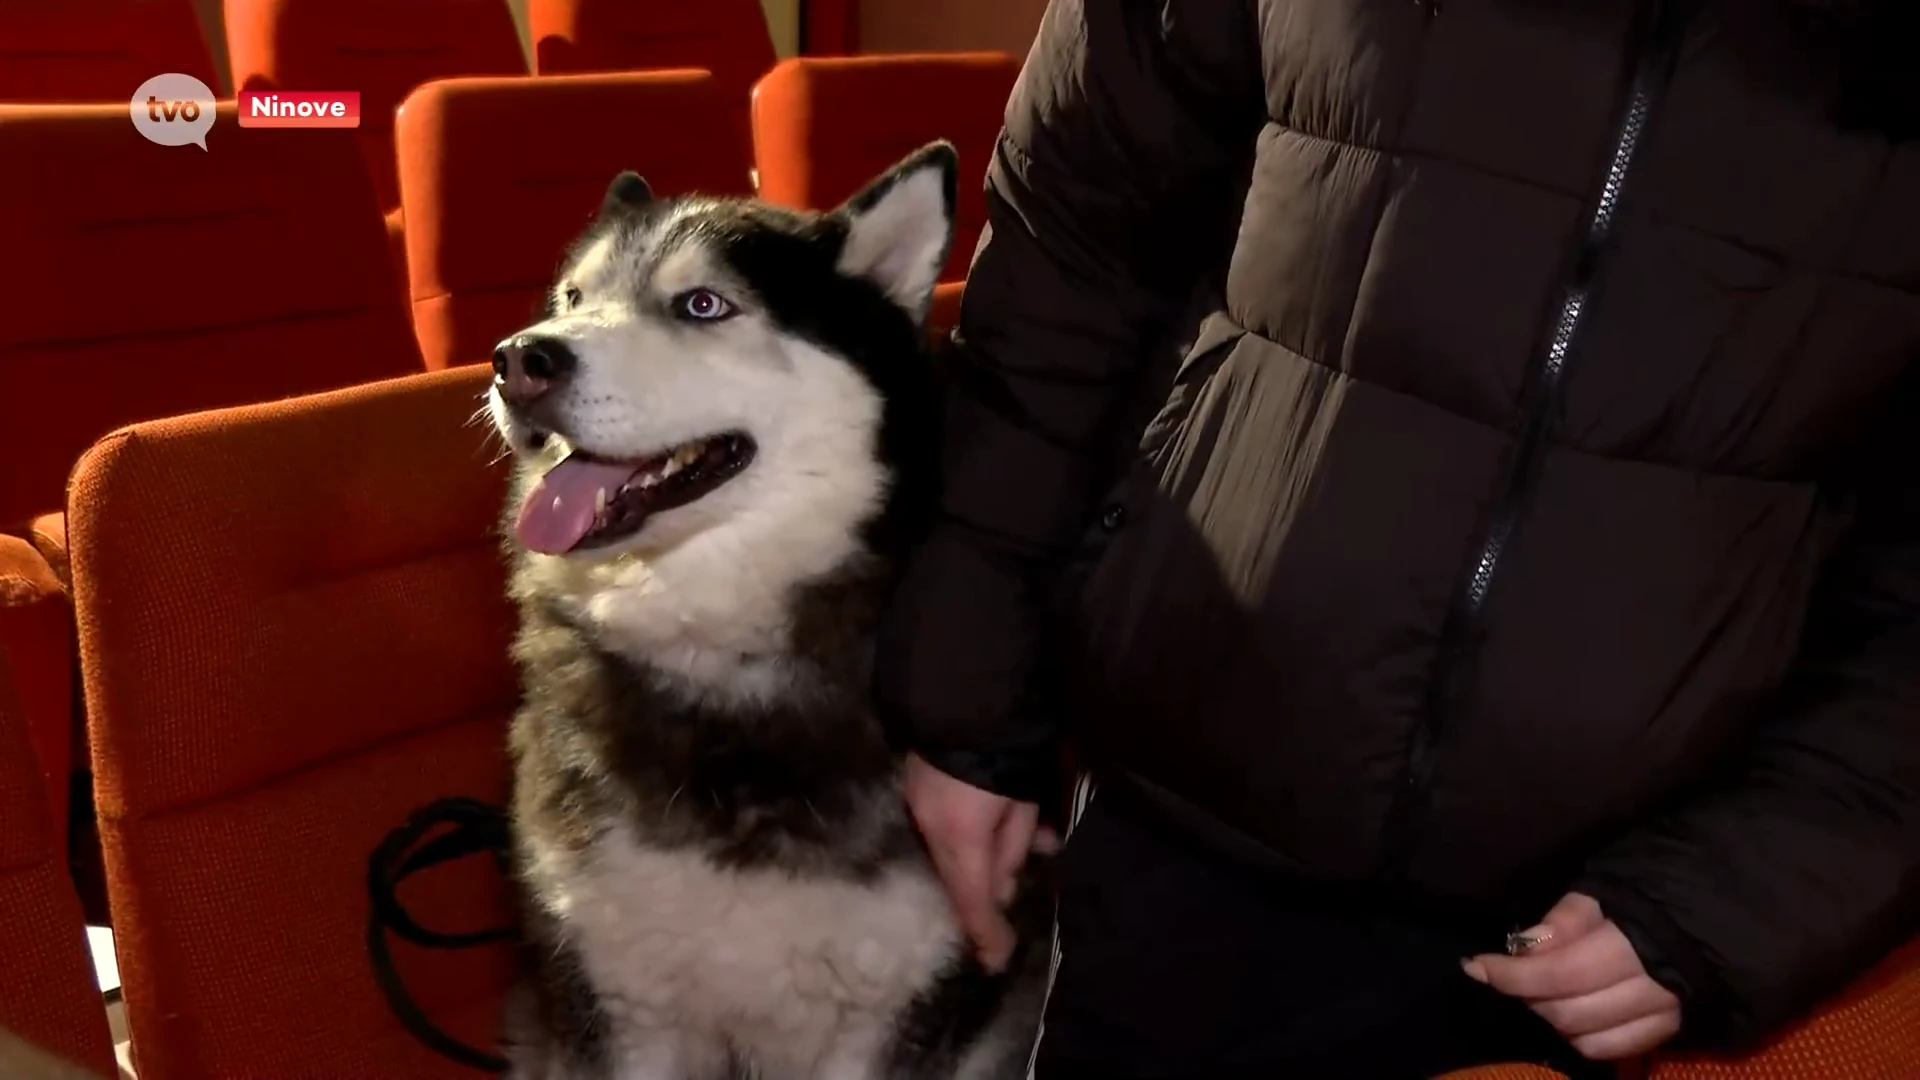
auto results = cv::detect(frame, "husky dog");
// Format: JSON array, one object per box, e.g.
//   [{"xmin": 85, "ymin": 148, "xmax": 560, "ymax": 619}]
[{"xmin": 485, "ymin": 143, "xmax": 1051, "ymax": 1080}]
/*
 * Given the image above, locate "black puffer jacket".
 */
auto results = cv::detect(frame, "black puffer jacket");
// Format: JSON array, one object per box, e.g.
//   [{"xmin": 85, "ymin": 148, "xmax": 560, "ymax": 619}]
[{"xmin": 876, "ymin": 0, "xmax": 1920, "ymax": 1050}]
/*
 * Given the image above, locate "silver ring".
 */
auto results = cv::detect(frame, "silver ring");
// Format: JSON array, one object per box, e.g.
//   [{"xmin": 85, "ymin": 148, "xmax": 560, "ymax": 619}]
[{"xmin": 1505, "ymin": 929, "xmax": 1552, "ymax": 955}]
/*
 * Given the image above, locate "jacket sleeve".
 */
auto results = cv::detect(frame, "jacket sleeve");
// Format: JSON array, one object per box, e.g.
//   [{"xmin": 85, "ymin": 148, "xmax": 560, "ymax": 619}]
[
  {"xmin": 1577, "ymin": 362, "xmax": 1920, "ymax": 1050},
  {"xmin": 872, "ymin": 0, "xmax": 1263, "ymax": 801}
]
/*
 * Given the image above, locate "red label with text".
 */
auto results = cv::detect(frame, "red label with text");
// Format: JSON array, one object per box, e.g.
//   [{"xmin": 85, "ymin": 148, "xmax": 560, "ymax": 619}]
[{"xmin": 237, "ymin": 91, "xmax": 361, "ymax": 128}]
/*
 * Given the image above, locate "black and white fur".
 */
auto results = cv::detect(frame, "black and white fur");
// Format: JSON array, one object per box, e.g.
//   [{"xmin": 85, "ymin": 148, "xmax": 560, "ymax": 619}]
[{"xmin": 487, "ymin": 144, "xmax": 1050, "ymax": 1080}]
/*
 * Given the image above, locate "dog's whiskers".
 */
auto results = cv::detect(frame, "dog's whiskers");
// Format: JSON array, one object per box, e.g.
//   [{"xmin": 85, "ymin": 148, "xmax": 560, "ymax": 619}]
[{"xmin": 467, "ymin": 398, "xmax": 519, "ymax": 465}]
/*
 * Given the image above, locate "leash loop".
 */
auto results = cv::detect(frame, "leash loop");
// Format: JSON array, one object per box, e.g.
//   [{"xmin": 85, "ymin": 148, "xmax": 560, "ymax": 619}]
[{"xmin": 366, "ymin": 796, "xmax": 517, "ymax": 1074}]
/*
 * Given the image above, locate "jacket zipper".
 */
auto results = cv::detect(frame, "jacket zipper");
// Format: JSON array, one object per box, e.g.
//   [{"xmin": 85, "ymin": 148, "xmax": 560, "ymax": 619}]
[{"xmin": 1376, "ymin": 0, "xmax": 1697, "ymax": 880}]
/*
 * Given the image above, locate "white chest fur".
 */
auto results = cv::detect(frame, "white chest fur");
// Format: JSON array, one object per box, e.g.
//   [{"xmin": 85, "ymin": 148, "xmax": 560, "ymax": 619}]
[{"xmin": 537, "ymin": 828, "xmax": 962, "ymax": 1079}]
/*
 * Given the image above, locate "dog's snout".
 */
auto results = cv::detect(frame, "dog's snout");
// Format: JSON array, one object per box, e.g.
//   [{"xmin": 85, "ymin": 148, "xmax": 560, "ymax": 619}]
[{"xmin": 493, "ymin": 335, "xmax": 577, "ymax": 407}]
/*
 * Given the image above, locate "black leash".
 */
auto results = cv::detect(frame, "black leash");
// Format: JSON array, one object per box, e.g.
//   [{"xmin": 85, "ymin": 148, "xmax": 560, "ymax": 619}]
[{"xmin": 366, "ymin": 796, "xmax": 519, "ymax": 1074}]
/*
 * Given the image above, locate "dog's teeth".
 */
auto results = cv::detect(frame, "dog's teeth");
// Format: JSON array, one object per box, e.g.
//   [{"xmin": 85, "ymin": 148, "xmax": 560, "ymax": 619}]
[{"xmin": 594, "ymin": 488, "xmax": 608, "ymax": 514}]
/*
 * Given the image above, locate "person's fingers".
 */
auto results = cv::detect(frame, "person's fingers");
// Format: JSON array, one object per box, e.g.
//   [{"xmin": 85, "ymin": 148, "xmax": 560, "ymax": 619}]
[
  {"xmin": 1531, "ymin": 976, "xmax": 1681, "ymax": 1038},
  {"xmin": 1465, "ymin": 923, "xmax": 1643, "ymax": 1001},
  {"xmin": 992, "ymin": 801, "xmax": 1039, "ymax": 906},
  {"xmin": 926, "ymin": 827, "xmax": 1016, "ymax": 973},
  {"xmin": 1031, "ymin": 826, "xmax": 1061, "ymax": 855},
  {"xmin": 1568, "ymin": 1008, "xmax": 1683, "ymax": 1061},
  {"xmin": 898, "ymin": 754, "xmax": 1025, "ymax": 972},
  {"xmin": 1507, "ymin": 892, "xmax": 1608, "ymax": 957}
]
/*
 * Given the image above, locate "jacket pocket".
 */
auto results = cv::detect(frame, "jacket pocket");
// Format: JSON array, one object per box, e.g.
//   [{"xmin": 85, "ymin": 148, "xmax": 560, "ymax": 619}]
[
  {"xmin": 1140, "ymin": 314, "xmax": 1248, "ymax": 469},
  {"xmin": 1066, "ymin": 317, "xmax": 1249, "ymax": 631}
]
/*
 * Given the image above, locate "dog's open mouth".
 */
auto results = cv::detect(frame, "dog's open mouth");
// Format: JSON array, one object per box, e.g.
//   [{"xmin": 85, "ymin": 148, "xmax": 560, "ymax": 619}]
[{"xmin": 515, "ymin": 432, "xmax": 756, "ymax": 555}]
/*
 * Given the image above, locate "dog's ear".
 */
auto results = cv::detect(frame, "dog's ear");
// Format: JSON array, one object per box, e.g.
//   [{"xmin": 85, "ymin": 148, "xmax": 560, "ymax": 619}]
[
  {"xmin": 601, "ymin": 171, "xmax": 653, "ymax": 216},
  {"xmin": 832, "ymin": 141, "xmax": 958, "ymax": 322}
]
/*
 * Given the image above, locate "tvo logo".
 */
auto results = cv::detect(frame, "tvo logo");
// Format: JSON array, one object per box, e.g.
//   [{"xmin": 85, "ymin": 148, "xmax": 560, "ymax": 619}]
[{"xmin": 130, "ymin": 73, "xmax": 217, "ymax": 150}]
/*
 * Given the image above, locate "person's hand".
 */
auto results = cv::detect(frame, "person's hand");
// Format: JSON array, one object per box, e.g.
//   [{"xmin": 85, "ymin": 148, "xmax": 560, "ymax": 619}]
[
  {"xmin": 903, "ymin": 753, "xmax": 1054, "ymax": 973},
  {"xmin": 1463, "ymin": 892, "xmax": 1682, "ymax": 1061}
]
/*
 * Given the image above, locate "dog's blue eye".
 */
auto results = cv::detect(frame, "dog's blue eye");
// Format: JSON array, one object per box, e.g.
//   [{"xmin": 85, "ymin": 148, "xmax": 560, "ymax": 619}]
[{"xmin": 676, "ymin": 288, "xmax": 734, "ymax": 322}]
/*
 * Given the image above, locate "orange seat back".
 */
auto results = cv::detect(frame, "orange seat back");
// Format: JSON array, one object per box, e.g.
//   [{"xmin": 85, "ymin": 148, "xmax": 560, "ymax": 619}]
[
  {"xmin": 223, "ymin": 0, "xmax": 526, "ymax": 211},
  {"xmin": 527, "ymin": 0, "xmax": 775, "ymax": 144},
  {"xmin": 69, "ymin": 367, "xmax": 517, "ymax": 1079},
  {"xmin": 0, "ymin": 104, "xmax": 420, "ymax": 531},
  {"xmin": 0, "ymin": 0, "xmax": 216, "ymax": 103},
  {"xmin": 1650, "ymin": 938, "xmax": 1920, "ymax": 1079},
  {"xmin": 0, "ymin": 536, "xmax": 75, "ymax": 837},
  {"xmin": 751, "ymin": 53, "xmax": 1019, "ymax": 285},
  {"xmin": 0, "ymin": 650, "xmax": 114, "ymax": 1078},
  {"xmin": 396, "ymin": 70, "xmax": 755, "ymax": 370}
]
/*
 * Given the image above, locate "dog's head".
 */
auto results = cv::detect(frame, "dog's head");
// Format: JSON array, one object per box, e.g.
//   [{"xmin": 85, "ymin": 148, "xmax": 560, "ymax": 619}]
[{"xmin": 489, "ymin": 144, "xmax": 956, "ymax": 593}]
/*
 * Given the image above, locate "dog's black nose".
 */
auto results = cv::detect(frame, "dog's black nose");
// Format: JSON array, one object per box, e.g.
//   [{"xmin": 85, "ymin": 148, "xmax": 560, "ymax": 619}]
[{"xmin": 492, "ymin": 335, "xmax": 576, "ymax": 407}]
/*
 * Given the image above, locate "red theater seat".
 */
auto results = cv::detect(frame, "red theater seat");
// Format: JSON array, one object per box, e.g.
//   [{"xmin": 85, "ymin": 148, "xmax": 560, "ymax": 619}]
[
  {"xmin": 223, "ymin": 0, "xmax": 526, "ymax": 214},
  {"xmin": 0, "ymin": 649, "xmax": 115, "ymax": 1080},
  {"xmin": 397, "ymin": 71, "xmax": 755, "ymax": 370},
  {"xmin": 526, "ymin": 0, "xmax": 775, "ymax": 148},
  {"xmin": 0, "ymin": 104, "xmax": 421, "ymax": 831},
  {"xmin": 0, "ymin": 103, "xmax": 419, "ymax": 536},
  {"xmin": 69, "ymin": 366, "xmax": 516, "ymax": 1080},
  {"xmin": 751, "ymin": 53, "xmax": 1018, "ymax": 338},
  {"xmin": 0, "ymin": 0, "xmax": 217, "ymax": 103},
  {"xmin": 0, "ymin": 537, "xmax": 74, "ymax": 843}
]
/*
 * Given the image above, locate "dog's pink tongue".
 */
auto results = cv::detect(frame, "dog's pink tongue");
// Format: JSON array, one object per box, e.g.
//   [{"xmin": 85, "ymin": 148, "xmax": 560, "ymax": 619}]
[{"xmin": 516, "ymin": 455, "xmax": 637, "ymax": 555}]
